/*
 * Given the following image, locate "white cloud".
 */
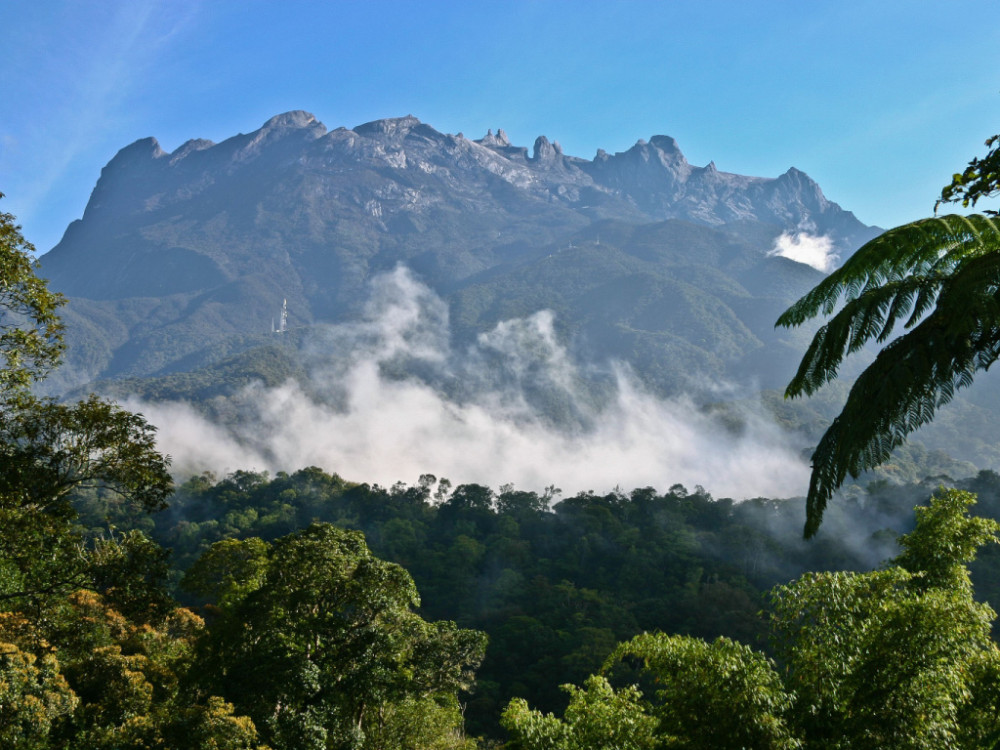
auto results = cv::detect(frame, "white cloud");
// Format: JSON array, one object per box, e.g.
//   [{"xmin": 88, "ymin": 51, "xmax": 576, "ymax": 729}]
[
  {"xmin": 768, "ymin": 232, "xmax": 839, "ymax": 273},
  {"xmin": 127, "ymin": 267, "xmax": 810, "ymax": 500}
]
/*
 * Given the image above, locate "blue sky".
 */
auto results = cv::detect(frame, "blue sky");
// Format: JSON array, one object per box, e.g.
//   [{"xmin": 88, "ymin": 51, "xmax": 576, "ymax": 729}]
[{"xmin": 3, "ymin": 0, "xmax": 1000, "ymax": 255}]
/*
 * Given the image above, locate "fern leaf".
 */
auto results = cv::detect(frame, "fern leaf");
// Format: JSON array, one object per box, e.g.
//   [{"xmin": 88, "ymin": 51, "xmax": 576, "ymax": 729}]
[{"xmin": 780, "ymin": 214, "xmax": 1000, "ymax": 537}]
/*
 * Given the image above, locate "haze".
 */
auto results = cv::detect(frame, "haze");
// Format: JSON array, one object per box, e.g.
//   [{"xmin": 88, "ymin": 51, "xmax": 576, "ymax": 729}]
[{"xmin": 130, "ymin": 268, "xmax": 811, "ymax": 499}]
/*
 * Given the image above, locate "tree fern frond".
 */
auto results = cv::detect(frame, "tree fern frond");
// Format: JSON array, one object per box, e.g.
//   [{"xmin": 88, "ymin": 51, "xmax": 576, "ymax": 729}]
[
  {"xmin": 778, "ymin": 214, "xmax": 1000, "ymax": 536},
  {"xmin": 904, "ymin": 280, "xmax": 943, "ymax": 328},
  {"xmin": 879, "ymin": 284, "xmax": 920, "ymax": 341},
  {"xmin": 777, "ymin": 215, "xmax": 1000, "ymax": 329},
  {"xmin": 785, "ymin": 277, "xmax": 937, "ymax": 397},
  {"xmin": 802, "ymin": 302, "xmax": 1000, "ymax": 537}
]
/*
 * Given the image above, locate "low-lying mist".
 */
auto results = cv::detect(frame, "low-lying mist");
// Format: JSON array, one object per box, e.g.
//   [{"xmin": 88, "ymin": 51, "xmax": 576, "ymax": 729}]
[{"xmin": 127, "ymin": 267, "xmax": 811, "ymax": 499}]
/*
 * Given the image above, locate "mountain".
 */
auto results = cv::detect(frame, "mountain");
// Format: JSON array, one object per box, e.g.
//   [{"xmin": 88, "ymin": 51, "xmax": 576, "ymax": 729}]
[{"xmin": 38, "ymin": 111, "xmax": 880, "ymax": 397}]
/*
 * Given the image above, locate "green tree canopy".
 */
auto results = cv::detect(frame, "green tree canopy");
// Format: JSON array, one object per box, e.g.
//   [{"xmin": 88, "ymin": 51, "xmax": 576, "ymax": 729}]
[
  {"xmin": 188, "ymin": 523, "xmax": 487, "ymax": 750},
  {"xmin": 502, "ymin": 488, "xmax": 1000, "ymax": 749}
]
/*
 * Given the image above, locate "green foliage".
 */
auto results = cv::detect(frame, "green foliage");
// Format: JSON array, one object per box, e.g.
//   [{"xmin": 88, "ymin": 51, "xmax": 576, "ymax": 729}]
[
  {"xmin": 0, "ymin": 203, "xmax": 171, "ymax": 613},
  {"xmin": 0, "ymin": 394, "xmax": 172, "ymax": 515},
  {"xmin": 506, "ymin": 488, "xmax": 1000, "ymax": 749},
  {"xmin": 0, "ymin": 506, "xmax": 89, "ymax": 612},
  {"xmin": 939, "ymin": 133, "xmax": 1000, "ymax": 213},
  {"xmin": 895, "ymin": 487, "xmax": 1000, "ymax": 592},
  {"xmin": 152, "ymin": 468, "xmax": 957, "ymax": 738},
  {"xmin": 607, "ymin": 633, "xmax": 798, "ymax": 749},
  {"xmin": 769, "ymin": 490, "xmax": 1000, "ymax": 748},
  {"xmin": 190, "ymin": 523, "xmax": 487, "ymax": 750},
  {"xmin": 0, "ymin": 193, "xmax": 64, "ymax": 397},
  {"xmin": 180, "ymin": 536, "xmax": 270, "ymax": 608},
  {"xmin": 0, "ymin": 394, "xmax": 172, "ymax": 612},
  {"xmin": 778, "ymin": 214, "xmax": 1000, "ymax": 535},
  {"xmin": 502, "ymin": 675, "xmax": 658, "ymax": 750},
  {"xmin": 88, "ymin": 530, "xmax": 175, "ymax": 624},
  {"xmin": 96, "ymin": 342, "xmax": 307, "ymax": 405}
]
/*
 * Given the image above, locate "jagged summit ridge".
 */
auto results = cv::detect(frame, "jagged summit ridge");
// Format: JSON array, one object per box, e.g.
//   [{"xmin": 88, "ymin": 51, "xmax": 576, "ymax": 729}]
[
  {"xmin": 45, "ymin": 110, "xmax": 877, "ymax": 317},
  {"xmin": 36, "ymin": 110, "xmax": 883, "ymax": 397},
  {"xmin": 261, "ymin": 110, "xmax": 322, "ymax": 131},
  {"xmin": 70, "ymin": 110, "xmax": 866, "ymax": 244}
]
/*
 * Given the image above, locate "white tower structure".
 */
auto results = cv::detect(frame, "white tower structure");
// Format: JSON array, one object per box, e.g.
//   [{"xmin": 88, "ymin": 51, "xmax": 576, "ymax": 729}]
[{"xmin": 272, "ymin": 298, "xmax": 288, "ymax": 334}]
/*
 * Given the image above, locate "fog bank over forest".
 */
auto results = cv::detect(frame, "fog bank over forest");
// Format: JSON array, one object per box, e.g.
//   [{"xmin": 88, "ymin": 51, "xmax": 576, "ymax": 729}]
[{"xmin": 130, "ymin": 267, "xmax": 811, "ymax": 498}]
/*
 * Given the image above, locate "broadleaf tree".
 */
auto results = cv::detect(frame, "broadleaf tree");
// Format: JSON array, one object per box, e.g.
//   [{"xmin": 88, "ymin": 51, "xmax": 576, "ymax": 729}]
[
  {"xmin": 187, "ymin": 523, "xmax": 487, "ymax": 750},
  {"xmin": 0, "ymin": 196, "xmax": 173, "ymax": 609},
  {"xmin": 0, "ymin": 197, "xmax": 259, "ymax": 747}
]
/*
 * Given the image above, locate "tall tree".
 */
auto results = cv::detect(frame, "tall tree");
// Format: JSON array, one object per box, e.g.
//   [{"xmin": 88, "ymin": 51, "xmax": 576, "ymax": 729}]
[
  {"xmin": 186, "ymin": 523, "xmax": 487, "ymax": 750},
  {"xmin": 0, "ymin": 195, "xmax": 172, "ymax": 609},
  {"xmin": 0, "ymin": 195, "xmax": 267, "ymax": 748}
]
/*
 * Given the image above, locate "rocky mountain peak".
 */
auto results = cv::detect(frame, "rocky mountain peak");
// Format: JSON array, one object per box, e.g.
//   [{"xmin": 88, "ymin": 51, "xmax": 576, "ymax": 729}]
[
  {"xmin": 648, "ymin": 135, "xmax": 684, "ymax": 157},
  {"xmin": 169, "ymin": 138, "xmax": 215, "ymax": 165},
  {"xmin": 261, "ymin": 110, "xmax": 323, "ymax": 131},
  {"xmin": 353, "ymin": 115, "xmax": 423, "ymax": 137},
  {"xmin": 111, "ymin": 136, "xmax": 167, "ymax": 163},
  {"xmin": 49, "ymin": 112, "xmax": 880, "ymax": 308},
  {"xmin": 477, "ymin": 128, "xmax": 512, "ymax": 148},
  {"xmin": 81, "ymin": 137, "xmax": 167, "ymax": 219},
  {"xmin": 531, "ymin": 135, "xmax": 563, "ymax": 162},
  {"xmin": 773, "ymin": 167, "xmax": 829, "ymax": 208}
]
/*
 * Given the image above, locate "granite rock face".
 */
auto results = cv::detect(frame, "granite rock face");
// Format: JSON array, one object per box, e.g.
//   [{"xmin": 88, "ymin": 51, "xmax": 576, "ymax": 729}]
[{"xmin": 39, "ymin": 112, "xmax": 879, "ymax": 391}]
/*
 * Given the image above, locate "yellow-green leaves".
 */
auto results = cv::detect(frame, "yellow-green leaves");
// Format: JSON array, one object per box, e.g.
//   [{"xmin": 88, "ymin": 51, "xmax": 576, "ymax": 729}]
[
  {"xmin": 502, "ymin": 675, "xmax": 658, "ymax": 750},
  {"xmin": 0, "ymin": 641, "xmax": 77, "ymax": 749}
]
